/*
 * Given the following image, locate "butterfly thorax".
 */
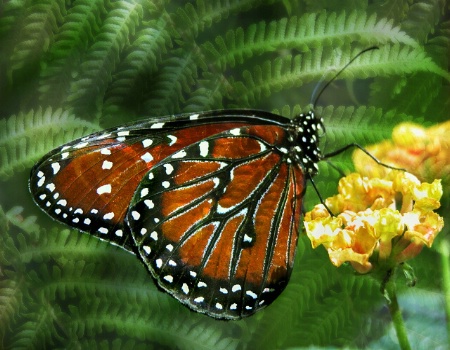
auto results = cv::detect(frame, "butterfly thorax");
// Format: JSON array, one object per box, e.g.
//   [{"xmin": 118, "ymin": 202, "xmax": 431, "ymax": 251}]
[{"xmin": 288, "ymin": 111, "xmax": 323, "ymax": 176}]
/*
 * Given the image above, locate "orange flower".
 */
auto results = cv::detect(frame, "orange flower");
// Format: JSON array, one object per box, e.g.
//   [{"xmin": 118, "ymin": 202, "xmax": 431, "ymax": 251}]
[
  {"xmin": 304, "ymin": 171, "xmax": 443, "ymax": 274},
  {"xmin": 353, "ymin": 121, "xmax": 450, "ymax": 185}
]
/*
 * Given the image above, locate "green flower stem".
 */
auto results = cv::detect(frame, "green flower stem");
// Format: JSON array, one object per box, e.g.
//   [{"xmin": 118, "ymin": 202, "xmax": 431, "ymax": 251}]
[
  {"xmin": 384, "ymin": 275, "xmax": 412, "ymax": 350},
  {"xmin": 439, "ymin": 239, "xmax": 450, "ymax": 338}
]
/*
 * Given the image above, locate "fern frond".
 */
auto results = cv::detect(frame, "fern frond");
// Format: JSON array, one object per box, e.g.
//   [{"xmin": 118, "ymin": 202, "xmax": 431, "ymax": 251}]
[
  {"xmin": 7, "ymin": 0, "xmax": 66, "ymax": 79},
  {"xmin": 369, "ymin": 73, "xmax": 443, "ymax": 117},
  {"xmin": 103, "ymin": 14, "xmax": 173, "ymax": 118},
  {"xmin": 0, "ymin": 0, "xmax": 27, "ymax": 39},
  {"xmin": 0, "ymin": 107, "xmax": 99, "ymax": 180},
  {"xmin": 0, "ymin": 274, "xmax": 22, "ymax": 340},
  {"xmin": 38, "ymin": 0, "xmax": 108, "ymax": 106},
  {"xmin": 141, "ymin": 49, "xmax": 199, "ymax": 116},
  {"xmin": 248, "ymin": 248, "xmax": 339, "ymax": 348},
  {"xmin": 181, "ymin": 72, "xmax": 231, "ymax": 113},
  {"xmin": 202, "ymin": 11, "xmax": 418, "ymax": 69},
  {"xmin": 231, "ymin": 45, "xmax": 450, "ymax": 107},
  {"xmin": 3, "ymin": 222, "xmax": 239, "ymax": 349},
  {"xmin": 4, "ymin": 207, "xmax": 40, "ymax": 235},
  {"xmin": 8, "ymin": 302, "xmax": 61, "ymax": 349},
  {"xmin": 172, "ymin": 0, "xmax": 276, "ymax": 38},
  {"xmin": 401, "ymin": 0, "xmax": 446, "ymax": 43},
  {"xmin": 65, "ymin": 1, "xmax": 144, "ymax": 117},
  {"xmin": 367, "ymin": 0, "xmax": 409, "ymax": 22}
]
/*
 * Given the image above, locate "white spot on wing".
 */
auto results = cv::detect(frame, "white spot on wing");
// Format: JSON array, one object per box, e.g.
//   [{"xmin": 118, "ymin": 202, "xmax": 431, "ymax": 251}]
[
  {"xmin": 246, "ymin": 290, "xmax": 258, "ymax": 299},
  {"xmin": 259, "ymin": 141, "xmax": 267, "ymax": 152},
  {"xmin": 162, "ymin": 181, "xmax": 170, "ymax": 188},
  {"xmin": 141, "ymin": 152, "xmax": 153, "ymax": 163},
  {"xmin": 98, "ymin": 227, "xmax": 108, "ymax": 234},
  {"xmin": 182, "ymin": 283, "xmax": 189, "ymax": 294},
  {"xmin": 172, "ymin": 150, "xmax": 186, "ymax": 159},
  {"xmin": 73, "ymin": 142, "xmax": 88, "ymax": 149},
  {"xmin": 103, "ymin": 212, "xmax": 114, "ymax": 220},
  {"xmin": 144, "ymin": 199, "xmax": 154, "ymax": 209},
  {"xmin": 131, "ymin": 211, "xmax": 140, "ymax": 220},
  {"xmin": 167, "ymin": 135, "xmax": 177, "ymax": 146},
  {"xmin": 232, "ymin": 284, "xmax": 242, "ymax": 292},
  {"xmin": 163, "ymin": 275, "xmax": 173, "ymax": 283},
  {"xmin": 151, "ymin": 122, "xmax": 165, "ymax": 129},
  {"xmin": 143, "ymin": 245, "xmax": 151, "ymax": 255},
  {"xmin": 102, "ymin": 160, "xmax": 113, "ymax": 169},
  {"xmin": 230, "ymin": 128, "xmax": 241, "ymax": 136},
  {"xmin": 57, "ymin": 199, "xmax": 67, "ymax": 206},
  {"xmin": 140, "ymin": 188, "xmax": 149, "ymax": 197},
  {"xmin": 199, "ymin": 141, "xmax": 209, "ymax": 157},
  {"xmin": 97, "ymin": 184, "xmax": 112, "ymax": 195},
  {"xmin": 164, "ymin": 163, "xmax": 174, "ymax": 175},
  {"xmin": 189, "ymin": 114, "xmax": 199, "ymax": 120},
  {"xmin": 100, "ymin": 148, "xmax": 111, "ymax": 155},
  {"xmin": 117, "ymin": 130, "xmax": 130, "ymax": 137},
  {"xmin": 37, "ymin": 177, "xmax": 45, "ymax": 187},
  {"xmin": 142, "ymin": 139, "xmax": 153, "ymax": 148}
]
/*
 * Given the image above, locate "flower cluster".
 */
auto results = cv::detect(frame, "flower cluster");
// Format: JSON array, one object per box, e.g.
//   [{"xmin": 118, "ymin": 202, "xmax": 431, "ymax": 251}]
[
  {"xmin": 353, "ymin": 120, "xmax": 450, "ymax": 185},
  {"xmin": 304, "ymin": 171, "xmax": 443, "ymax": 274}
]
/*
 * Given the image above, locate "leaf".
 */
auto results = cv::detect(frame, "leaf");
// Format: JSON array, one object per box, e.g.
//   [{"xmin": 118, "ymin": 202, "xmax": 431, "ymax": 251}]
[
  {"xmin": 0, "ymin": 107, "xmax": 99, "ymax": 179},
  {"xmin": 231, "ymin": 45, "xmax": 450, "ymax": 107},
  {"xmin": 65, "ymin": 1, "xmax": 144, "ymax": 117},
  {"xmin": 202, "ymin": 10, "xmax": 419, "ymax": 69}
]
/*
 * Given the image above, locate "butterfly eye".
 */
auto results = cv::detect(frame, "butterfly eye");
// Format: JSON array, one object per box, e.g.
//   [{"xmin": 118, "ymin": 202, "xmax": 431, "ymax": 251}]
[{"xmin": 30, "ymin": 110, "xmax": 323, "ymax": 319}]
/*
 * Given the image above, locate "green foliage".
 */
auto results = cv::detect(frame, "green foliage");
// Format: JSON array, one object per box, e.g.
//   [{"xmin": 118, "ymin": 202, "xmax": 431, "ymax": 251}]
[
  {"xmin": 0, "ymin": 108, "xmax": 99, "ymax": 179},
  {"xmin": 0, "ymin": 0, "xmax": 448, "ymax": 349}
]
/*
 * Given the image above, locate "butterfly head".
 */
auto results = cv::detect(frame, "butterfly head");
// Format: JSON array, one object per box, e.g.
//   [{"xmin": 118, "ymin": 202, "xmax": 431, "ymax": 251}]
[{"xmin": 290, "ymin": 111, "xmax": 324, "ymax": 176}]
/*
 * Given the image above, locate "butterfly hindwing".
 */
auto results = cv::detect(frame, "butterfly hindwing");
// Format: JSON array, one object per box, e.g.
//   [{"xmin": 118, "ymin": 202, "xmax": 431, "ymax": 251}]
[{"xmin": 127, "ymin": 124, "xmax": 306, "ymax": 319}]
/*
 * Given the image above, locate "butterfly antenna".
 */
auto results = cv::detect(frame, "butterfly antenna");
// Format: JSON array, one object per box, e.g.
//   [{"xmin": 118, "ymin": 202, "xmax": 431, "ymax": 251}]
[{"xmin": 312, "ymin": 46, "xmax": 379, "ymax": 109}]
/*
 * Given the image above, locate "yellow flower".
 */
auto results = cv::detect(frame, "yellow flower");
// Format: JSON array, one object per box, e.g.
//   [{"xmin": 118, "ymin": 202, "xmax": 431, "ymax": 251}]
[
  {"xmin": 304, "ymin": 171, "xmax": 444, "ymax": 274},
  {"xmin": 353, "ymin": 120, "xmax": 450, "ymax": 185}
]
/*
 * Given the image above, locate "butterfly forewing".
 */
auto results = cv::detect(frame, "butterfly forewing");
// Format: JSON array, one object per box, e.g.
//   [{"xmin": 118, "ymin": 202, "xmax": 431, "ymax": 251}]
[
  {"xmin": 29, "ymin": 112, "xmax": 257, "ymax": 251},
  {"xmin": 127, "ymin": 124, "xmax": 305, "ymax": 319}
]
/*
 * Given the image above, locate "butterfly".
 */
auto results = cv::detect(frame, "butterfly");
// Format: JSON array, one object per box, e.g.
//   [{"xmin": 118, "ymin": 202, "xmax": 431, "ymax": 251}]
[{"xmin": 29, "ymin": 108, "xmax": 324, "ymax": 319}]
